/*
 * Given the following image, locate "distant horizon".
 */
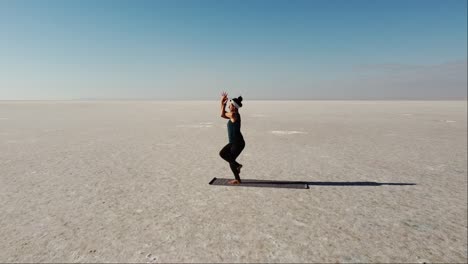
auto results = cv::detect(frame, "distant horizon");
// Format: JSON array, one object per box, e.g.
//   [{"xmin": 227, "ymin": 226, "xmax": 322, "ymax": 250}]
[
  {"xmin": 1, "ymin": 0, "xmax": 466, "ymax": 100},
  {"xmin": 1, "ymin": 97, "xmax": 467, "ymax": 102}
]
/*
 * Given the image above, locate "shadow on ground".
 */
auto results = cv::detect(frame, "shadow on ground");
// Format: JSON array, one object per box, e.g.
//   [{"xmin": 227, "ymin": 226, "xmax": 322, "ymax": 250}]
[{"xmin": 306, "ymin": 181, "xmax": 415, "ymax": 186}]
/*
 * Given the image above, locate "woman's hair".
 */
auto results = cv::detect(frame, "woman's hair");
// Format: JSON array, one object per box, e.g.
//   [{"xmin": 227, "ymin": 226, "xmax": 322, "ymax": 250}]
[{"xmin": 232, "ymin": 96, "xmax": 243, "ymax": 108}]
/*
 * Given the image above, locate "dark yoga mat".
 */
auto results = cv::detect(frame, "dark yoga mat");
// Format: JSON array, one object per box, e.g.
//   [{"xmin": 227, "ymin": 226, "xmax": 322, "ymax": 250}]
[{"xmin": 209, "ymin": 177, "xmax": 309, "ymax": 189}]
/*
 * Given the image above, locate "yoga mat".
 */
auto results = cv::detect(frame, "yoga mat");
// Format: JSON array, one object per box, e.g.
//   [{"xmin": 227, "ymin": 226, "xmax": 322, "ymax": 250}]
[{"xmin": 209, "ymin": 177, "xmax": 309, "ymax": 189}]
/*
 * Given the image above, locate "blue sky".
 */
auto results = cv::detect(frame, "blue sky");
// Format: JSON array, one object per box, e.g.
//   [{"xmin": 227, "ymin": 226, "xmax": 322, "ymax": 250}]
[{"xmin": 0, "ymin": 0, "xmax": 466, "ymax": 99}]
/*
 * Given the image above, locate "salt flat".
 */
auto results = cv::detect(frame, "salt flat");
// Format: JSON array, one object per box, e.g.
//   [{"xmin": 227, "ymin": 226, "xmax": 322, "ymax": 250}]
[{"xmin": 0, "ymin": 100, "xmax": 466, "ymax": 263}]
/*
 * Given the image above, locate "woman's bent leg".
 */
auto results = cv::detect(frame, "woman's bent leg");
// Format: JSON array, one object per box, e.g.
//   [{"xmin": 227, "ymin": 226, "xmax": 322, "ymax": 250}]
[
  {"xmin": 219, "ymin": 143, "xmax": 232, "ymax": 162},
  {"xmin": 229, "ymin": 141, "xmax": 245, "ymax": 181}
]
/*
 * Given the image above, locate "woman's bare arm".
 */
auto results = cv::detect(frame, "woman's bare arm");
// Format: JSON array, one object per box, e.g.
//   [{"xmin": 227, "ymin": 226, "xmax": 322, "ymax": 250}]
[
  {"xmin": 220, "ymin": 91, "xmax": 229, "ymax": 119},
  {"xmin": 220, "ymin": 92, "xmax": 238, "ymax": 122},
  {"xmin": 221, "ymin": 102, "xmax": 229, "ymax": 119}
]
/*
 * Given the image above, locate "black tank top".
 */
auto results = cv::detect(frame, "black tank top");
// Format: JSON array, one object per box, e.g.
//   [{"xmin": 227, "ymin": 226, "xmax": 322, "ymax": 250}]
[{"xmin": 227, "ymin": 112, "xmax": 244, "ymax": 143}]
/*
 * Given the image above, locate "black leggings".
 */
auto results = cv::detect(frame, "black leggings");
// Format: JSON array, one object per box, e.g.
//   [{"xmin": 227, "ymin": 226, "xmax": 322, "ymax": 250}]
[{"xmin": 219, "ymin": 141, "xmax": 245, "ymax": 181}]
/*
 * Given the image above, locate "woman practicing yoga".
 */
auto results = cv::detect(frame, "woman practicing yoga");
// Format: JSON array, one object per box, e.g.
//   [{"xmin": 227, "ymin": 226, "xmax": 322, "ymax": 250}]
[{"xmin": 219, "ymin": 91, "xmax": 245, "ymax": 185}]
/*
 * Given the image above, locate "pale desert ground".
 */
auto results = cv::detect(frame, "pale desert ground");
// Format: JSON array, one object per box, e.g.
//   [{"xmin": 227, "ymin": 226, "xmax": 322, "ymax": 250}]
[{"xmin": 0, "ymin": 100, "xmax": 466, "ymax": 263}]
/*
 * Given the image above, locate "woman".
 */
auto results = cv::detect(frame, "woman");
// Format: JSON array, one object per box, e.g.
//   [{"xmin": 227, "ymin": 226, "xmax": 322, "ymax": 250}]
[{"xmin": 219, "ymin": 91, "xmax": 245, "ymax": 185}]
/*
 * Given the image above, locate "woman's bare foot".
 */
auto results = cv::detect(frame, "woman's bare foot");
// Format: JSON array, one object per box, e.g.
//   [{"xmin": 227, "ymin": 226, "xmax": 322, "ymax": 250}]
[{"xmin": 228, "ymin": 179, "xmax": 241, "ymax": 185}]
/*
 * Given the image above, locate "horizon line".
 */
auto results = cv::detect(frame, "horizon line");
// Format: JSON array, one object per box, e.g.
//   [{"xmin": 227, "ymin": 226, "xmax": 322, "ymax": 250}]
[{"xmin": 1, "ymin": 98, "xmax": 467, "ymax": 102}]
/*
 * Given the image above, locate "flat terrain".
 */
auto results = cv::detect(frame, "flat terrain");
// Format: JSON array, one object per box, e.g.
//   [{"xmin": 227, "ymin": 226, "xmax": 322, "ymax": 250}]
[{"xmin": 1, "ymin": 100, "xmax": 466, "ymax": 263}]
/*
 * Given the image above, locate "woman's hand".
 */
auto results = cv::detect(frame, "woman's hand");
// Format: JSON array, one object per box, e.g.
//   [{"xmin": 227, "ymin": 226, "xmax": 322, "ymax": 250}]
[{"xmin": 221, "ymin": 91, "xmax": 228, "ymax": 105}]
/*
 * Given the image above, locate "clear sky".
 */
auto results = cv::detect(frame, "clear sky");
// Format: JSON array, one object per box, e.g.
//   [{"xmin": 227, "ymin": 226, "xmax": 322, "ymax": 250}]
[{"xmin": 1, "ymin": 0, "xmax": 466, "ymax": 100}]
